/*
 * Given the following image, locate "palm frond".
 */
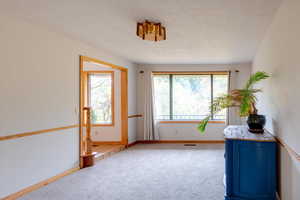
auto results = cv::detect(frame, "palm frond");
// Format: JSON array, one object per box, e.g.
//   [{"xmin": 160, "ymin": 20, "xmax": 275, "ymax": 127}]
[
  {"xmin": 240, "ymin": 96, "xmax": 251, "ymax": 116},
  {"xmin": 198, "ymin": 116, "xmax": 210, "ymax": 133},
  {"xmin": 245, "ymin": 71, "xmax": 270, "ymax": 89}
]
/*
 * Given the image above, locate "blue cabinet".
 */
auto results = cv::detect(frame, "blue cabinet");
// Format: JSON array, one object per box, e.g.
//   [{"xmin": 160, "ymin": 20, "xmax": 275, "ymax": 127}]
[{"xmin": 224, "ymin": 126, "xmax": 277, "ymax": 200}]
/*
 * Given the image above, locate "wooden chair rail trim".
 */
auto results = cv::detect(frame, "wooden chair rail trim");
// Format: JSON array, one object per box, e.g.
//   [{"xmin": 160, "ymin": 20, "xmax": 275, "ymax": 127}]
[
  {"xmin": 159, "ymin": 120, "xmax": 225, "ymax": 124},
  {"xmin": 265, "ymin": 128, "xmax": 300, "ymax": 162},
  {"xmin": 0, "ymin": 125, "xmax": 79, "ymax": 141},
  {"xmin": 128, "ymin": 114, "xmax": 143, "ymax": 118},
  {"xmin": 276, "ymin": 137, "xmax": 300, "ymax": 162},
  {"xmin": 2, "ymin": 167, "xmax": 79, "ymax": 200}
]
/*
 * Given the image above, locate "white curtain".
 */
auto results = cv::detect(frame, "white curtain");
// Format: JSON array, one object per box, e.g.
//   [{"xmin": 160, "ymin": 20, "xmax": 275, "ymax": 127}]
[{"xmin": 143, "ymin": 70, "xmax": 159, "ymax": 140}]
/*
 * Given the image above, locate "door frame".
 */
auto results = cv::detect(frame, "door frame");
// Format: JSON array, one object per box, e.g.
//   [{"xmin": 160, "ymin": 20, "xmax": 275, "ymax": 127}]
[{"xmin": 79, "ymin": 55, "xmax": 128, "ymax": 168}]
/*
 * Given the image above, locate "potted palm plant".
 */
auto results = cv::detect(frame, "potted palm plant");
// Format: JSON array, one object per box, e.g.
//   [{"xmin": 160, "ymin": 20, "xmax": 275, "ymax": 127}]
[{"xmin": 198, "ymin": 71, "xmax": 270, "ymax": 134}]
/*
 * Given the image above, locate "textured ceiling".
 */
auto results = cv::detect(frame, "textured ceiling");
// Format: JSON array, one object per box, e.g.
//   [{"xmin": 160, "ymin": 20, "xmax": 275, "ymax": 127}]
[{"xmin": 0, "ymin": 0, "xmax": 282, "ymax": 64}]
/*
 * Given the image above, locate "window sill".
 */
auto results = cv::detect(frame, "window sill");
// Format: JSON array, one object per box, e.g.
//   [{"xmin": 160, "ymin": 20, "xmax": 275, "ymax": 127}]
[{"xmin": 158, "ymin": 120, "xmax": 226, "ymax": 124}]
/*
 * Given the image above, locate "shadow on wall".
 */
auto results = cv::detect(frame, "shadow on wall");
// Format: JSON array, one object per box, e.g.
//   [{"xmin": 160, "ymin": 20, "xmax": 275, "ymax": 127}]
[
  {"xmin": 278, "ymin": 145, "xmax": 300, "ymax": 200},
  {"xmin": 272, "ymin": 118, "xmax": 300, "ymax": 199},
  {"xmin": 271, "ymin": 118, "xmax": 282, "ymax": 197},
  {"xmin": 271, "ymin": 118, "xmax": 281, "ymax": 138}
]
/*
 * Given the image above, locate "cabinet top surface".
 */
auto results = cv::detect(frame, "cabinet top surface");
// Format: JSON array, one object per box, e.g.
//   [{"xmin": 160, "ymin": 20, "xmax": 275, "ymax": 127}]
[{"xmin": 224, "ymin": 126, "xmax": 276, "ymax": 142}]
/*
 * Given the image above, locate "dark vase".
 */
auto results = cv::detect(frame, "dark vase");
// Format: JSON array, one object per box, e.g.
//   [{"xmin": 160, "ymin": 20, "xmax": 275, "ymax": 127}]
[{"xmin": 247, "ymin": 114, "xmax": 266, "ymax": 134}]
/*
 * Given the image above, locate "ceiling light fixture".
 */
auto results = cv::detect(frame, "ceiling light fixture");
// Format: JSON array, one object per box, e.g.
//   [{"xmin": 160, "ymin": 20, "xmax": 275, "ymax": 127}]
[{"xmin": 136, "ymin": 20, "xmax": 166, "ymax": 42}]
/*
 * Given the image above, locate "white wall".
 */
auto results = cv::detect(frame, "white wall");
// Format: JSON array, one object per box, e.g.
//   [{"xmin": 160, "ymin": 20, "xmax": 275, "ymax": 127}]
[
  {"xmin": 136, "ymin": 63, "xmax": 252, "ymax": 141},
  {"xmin": 253, "ymin": 0, "xmax": 300, "ymax": 199},
  {"xmin": 0, "ymin": 14, "xmax": 137, "ymax": 198},
  {"xmin": 128, "ymin": 66, "xmax": 138, "ymax": 144}
]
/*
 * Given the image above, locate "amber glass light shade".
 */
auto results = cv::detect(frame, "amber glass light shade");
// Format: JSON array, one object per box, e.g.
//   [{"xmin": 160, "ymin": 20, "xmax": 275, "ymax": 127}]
[{"xmin": 137, "ymin": 20, "xmax": 166, "ymax": 42}]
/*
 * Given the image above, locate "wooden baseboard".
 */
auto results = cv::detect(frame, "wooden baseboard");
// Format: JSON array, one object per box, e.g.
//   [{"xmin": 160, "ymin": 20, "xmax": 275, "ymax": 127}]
[
  {"xmin": 136, "ymin": 140, "xmax": 225, "ymax": 144},
  {"xmin": 3, "ymin": 167, "xmax": 80, "ymax": 200},
  {"xmin": 126, "ymin": 141, "xmax": 139, "ymax": 148},
  {"xmin": 125, "ymin": 140, "xmax": 224, "ymax": 148}
]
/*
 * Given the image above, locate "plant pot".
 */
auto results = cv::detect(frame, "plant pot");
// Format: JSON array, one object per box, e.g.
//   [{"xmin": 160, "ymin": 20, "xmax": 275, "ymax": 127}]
[{"xmin": 247, "ymin": 114, "xmax": 266, "ymax": 134}]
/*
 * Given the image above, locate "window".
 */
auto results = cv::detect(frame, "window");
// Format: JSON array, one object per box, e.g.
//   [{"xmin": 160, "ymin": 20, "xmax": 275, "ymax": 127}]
[
  {"xmin": 88, "ymin": 72, "xmax": 114, "ymax": 125},
  {"xmin": 213, "ymin": 75, "xmax": 229, "ymax": 120},
  {"xmin": 153, "ymin": 72, "xmax": 229, "ymax": 122}
]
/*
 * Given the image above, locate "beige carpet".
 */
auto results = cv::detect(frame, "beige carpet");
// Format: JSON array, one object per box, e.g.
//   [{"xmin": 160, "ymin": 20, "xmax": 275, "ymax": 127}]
[{"xmin": 21, "ymin": 144, "xmax": 225, "ymax": 200}]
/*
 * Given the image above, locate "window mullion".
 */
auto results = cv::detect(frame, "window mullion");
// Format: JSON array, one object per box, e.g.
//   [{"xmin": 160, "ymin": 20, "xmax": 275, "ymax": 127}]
[{"xmin": 169, "ymin": 74, "xmax": 173, "ymax": 120}]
